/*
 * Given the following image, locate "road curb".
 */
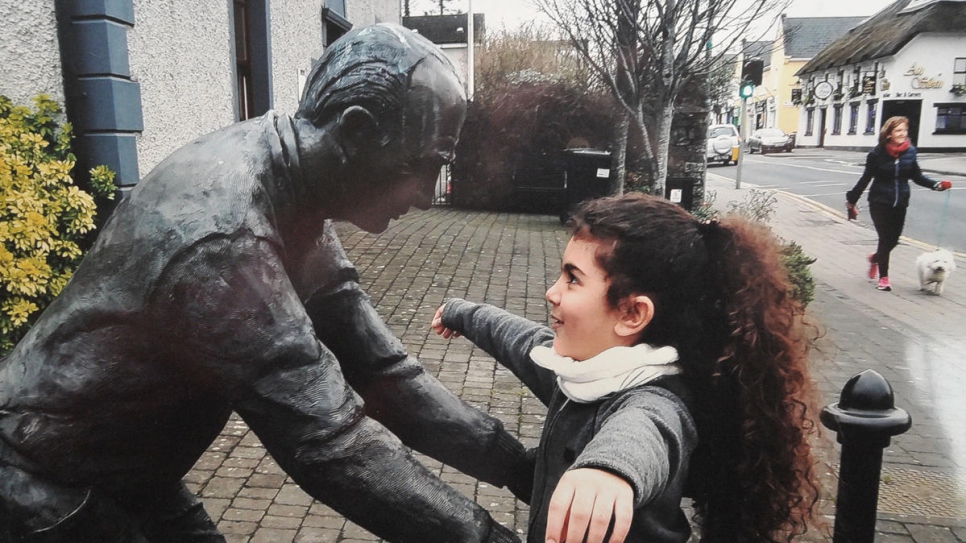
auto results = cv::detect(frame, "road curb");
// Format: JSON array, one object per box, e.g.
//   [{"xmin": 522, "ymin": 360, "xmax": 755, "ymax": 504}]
[{"xmin": 762, "ymin": 187, "xmax": 966, "ymax": 260}]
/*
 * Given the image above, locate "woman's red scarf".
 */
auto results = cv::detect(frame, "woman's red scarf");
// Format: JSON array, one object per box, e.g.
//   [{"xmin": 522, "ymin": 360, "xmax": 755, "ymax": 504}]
[{"xmin": 886, "ymin": 139, "xmax": 911, "ymax": 158}]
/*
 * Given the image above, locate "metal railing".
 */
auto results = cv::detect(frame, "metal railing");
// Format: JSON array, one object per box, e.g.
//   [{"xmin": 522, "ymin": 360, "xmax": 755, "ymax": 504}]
[{"xmin": 433, "ymin": 164, "xmax": 451, "ymax": 206}]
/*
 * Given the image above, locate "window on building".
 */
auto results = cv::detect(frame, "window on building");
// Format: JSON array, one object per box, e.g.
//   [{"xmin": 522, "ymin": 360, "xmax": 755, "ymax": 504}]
[
  {"xmin": 805, "ymin": 108, "xmax": 814, "ymax": 136},
  {"xmin": 865, "ymin": 101, "xmax": 878, "ymax": 134},
  {"xmin": 322, "ymin": 1, "xmax": 352, "ymax": 47},
  {"xmin": 848, "ymin": 103, "xmax": 859, "ymax": 135},
  {"xmin": 832, "ymin": 104, "xmax": 843, "ymax": 135},
  {"xmin": 935, "ymin": 104, "xmax": 966, "ymax": 134},
  {"xmin": 232, "ymin": 0, "xmax": 271, "ymax": 121},
  {"xmin": 233, "ymin": 0, "xmax": 254, "ymax": 120},
  {"xmin": 954, "ymin": 58, "xmax": 966, "ymax": 86}
]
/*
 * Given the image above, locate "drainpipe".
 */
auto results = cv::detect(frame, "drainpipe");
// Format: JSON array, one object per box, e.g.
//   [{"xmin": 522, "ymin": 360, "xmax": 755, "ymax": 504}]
[
  {"xmin": 55, "ymin": 0, "xmax": 143, "ymax": 202},
  {"xmin": 466, "ymin": 0, "xmax": 474, "ymax": 101}
]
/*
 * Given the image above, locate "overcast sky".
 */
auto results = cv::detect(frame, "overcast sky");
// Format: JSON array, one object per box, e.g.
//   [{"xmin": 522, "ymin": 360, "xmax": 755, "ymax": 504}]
[{"xmin": 410, "ymin": 0, "xmax": 897, "ymax": 38}]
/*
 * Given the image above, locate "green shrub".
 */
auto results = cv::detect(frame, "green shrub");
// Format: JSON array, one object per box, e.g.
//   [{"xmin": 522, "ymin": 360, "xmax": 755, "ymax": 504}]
[
  {"xmin": 781, "ymin": 241, "xmax": 817, "ymax": 308},
  {"xmin": 0, "ymin": 94, "xmax": 116, "ymax": 354},
  {"xmin": 695, "ymin": 189, "xmax": 816, "ymax": 307}
]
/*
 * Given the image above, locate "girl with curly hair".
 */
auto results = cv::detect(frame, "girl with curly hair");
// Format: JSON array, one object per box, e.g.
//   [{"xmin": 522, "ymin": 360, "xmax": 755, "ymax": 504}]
[{"xmin": 432, "ymin": 192, "xmax": 821, "ymax": 543}]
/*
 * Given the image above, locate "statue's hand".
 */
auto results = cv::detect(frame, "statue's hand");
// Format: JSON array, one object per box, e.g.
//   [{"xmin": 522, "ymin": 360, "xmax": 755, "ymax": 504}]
[{"xmin": 431, "ymin": 305, "xmax": 461, "ymax": 339}]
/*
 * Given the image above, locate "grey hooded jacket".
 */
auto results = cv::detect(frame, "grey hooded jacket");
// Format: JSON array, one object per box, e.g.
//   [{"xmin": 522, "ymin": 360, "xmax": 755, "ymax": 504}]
[{"xmin": 442, "ymin": 299, "xmax": 698, "ymax": 543}]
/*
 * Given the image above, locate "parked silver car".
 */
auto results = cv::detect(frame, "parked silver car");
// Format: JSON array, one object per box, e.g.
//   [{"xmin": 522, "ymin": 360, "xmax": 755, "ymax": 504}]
[{"xmin": 747, "ymin": 128, "xmax": 795, "ymax": 154}]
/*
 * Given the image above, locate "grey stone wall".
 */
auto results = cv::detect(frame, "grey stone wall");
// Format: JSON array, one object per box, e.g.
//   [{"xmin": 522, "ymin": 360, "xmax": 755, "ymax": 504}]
[
  {"xmin": 347, "ymin": 0, "xmax": 400, "ymax": 26},
  {"xmin": 128, "ymin": 1, "xmax": 236, "ymax": 175},
  {"xmin": 0, "ymin": 2, "xmax": 65, "ymax": 106},
  {"xmin": 269, "ymin": 0, "xmax": 325, "ymax": 117}
]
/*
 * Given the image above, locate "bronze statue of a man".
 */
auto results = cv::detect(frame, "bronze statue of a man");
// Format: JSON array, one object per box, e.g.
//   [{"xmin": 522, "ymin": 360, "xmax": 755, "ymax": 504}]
[{"xmin": 0, "ymin": 24, "xmax": 527, "ymax": 543}]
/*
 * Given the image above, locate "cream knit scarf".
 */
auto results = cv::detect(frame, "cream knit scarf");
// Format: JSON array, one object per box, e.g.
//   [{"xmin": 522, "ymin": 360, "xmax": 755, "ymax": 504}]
[{"xmin": 530, "ymin": 344, "xmax": 681, "ymax": 403}]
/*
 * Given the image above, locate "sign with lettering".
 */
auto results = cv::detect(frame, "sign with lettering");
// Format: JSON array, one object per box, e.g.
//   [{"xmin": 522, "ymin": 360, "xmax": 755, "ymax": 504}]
[
  {"xmin": 862, "ymin": 75, "xmax": 877, "ymax": 94},
  {"xmin": 902, "ymin": 63, "xmax": 944, "ymax": 90},
  {"xmin": 814, "ymin": 81, "xmax": 834, "ymax": 100}
]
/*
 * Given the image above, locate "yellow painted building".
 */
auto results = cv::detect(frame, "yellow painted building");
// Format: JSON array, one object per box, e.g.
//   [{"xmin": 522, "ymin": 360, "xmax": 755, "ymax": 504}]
[{"xmin": 741, "ymin": 16, "xmax": 865, "ymax": 138}]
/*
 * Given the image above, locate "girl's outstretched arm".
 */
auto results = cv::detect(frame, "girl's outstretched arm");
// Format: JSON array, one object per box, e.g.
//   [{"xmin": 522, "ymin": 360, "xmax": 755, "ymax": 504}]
[
  {"xmin": 544, "ymin": 468, "xmax": 634, "ymax": 543},
  {"xmin": 435, "ymin": 298, "xmax": 558, "ymax": 404},
  {"xmin": 431, "ymin": 305, "xmax": 461, "ymax": 339}
]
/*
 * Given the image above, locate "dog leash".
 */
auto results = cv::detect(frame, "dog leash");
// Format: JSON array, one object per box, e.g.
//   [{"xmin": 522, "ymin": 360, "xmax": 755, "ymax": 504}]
[{"xmin": 935, "ymin": 189, "xmax": 952, "ymax": 249}]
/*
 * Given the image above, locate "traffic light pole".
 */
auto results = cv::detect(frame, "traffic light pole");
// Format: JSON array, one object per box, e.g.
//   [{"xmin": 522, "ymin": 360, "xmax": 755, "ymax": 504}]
[
  {"xmin": 736, "ymin": 96, "xmax": 747, "ymax": 190},
  {"xmin": 735, "ymin": 58, "xmax": 762, "ymax": 191}
]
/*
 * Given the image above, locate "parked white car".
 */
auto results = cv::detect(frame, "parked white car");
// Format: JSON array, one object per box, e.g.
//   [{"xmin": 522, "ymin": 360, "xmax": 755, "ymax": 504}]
[{"xmin": 706, "ymin": 124, "xmax": 741, "ymax": 166}]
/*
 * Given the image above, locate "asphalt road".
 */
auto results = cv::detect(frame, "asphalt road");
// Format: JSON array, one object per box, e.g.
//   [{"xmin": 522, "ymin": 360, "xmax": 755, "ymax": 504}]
[{"xmin": 707, "ymin": 149, "xmax": 966, "ymax": 254}]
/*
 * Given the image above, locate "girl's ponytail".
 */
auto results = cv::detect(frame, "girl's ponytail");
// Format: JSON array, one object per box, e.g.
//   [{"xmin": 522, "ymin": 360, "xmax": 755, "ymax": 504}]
[
  {"xmin": 570, "ymin": 194, "xmax": 821, "ymax": 542},
  {"xmin": 689, "ymin": 217, "xmax": 820, "ymax": 543}
]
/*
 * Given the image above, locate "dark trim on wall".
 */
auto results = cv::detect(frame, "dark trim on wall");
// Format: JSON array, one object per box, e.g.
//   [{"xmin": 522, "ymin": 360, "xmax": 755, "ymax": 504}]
[
  {"xmin": 55, "ymin": 0, "xmax": 141, "ymax": 192},
  {"xmin": 230, "ymin": 0, "xmax": 273, "ymax": 120},
  {"xmin": 247, "ymin": 0, "xmax": 273, "ymax": 117}
]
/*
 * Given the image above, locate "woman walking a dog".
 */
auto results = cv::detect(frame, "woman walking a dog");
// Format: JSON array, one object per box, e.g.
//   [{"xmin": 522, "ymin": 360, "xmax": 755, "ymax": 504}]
[{"xmin": 846, "ymin": 116, "xmax": 952, "ymax": 291}]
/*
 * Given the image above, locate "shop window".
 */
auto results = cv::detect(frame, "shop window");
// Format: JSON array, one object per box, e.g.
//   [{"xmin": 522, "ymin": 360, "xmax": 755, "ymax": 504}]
[
  {"xmin": 865, "ymin": 101, "xmax": 877, "ymax": 134},
  {"xmin": 832, "ymin": 104, "xmax": 843, "ymax": 135},
  {"xmin": 935, "ymin": 104, "xmax": 966, "ymax": 134},
  {"xmin": 805, "ymin": 108, "xmax": 814, "ymax": 136},
  {"xmin": 322, "ymin": 1, "xmax": 352, "ymax": 47},
  {"xmin": 954, "ymin": 58, "xmax": 966, "ymax": 86},
  {"xmin": 848, "ymin": 103, "xmax": 859, "ymax": 135}
]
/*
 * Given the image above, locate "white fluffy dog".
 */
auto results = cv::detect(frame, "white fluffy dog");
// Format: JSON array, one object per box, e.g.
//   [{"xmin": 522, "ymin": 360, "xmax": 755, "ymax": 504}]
[{"xmin": 916, "ymin": 248, "xmax": 957, "ymax": 295}]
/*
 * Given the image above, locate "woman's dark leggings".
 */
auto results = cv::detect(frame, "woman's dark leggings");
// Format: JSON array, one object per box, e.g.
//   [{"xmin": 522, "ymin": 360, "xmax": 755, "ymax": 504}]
[{"xmin": 869, "ymin": 202, "xmax": 907, "ymax": 278}]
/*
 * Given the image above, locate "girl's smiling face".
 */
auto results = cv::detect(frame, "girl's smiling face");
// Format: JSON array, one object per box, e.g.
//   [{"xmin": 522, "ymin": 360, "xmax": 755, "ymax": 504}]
[{"xmin": 545, "ymin": 236, "xmax": 637, "ymax": 361}]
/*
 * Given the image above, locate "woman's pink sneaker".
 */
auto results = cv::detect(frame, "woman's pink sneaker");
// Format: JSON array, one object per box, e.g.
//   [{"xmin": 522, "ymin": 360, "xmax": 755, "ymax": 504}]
[
  {"xmin": 868, "ymin": 253, "xmax": 878, "ymax": 280},
  {"xmin": 876, "ymin": 277, "xmax": 892, "ymax": 291}
]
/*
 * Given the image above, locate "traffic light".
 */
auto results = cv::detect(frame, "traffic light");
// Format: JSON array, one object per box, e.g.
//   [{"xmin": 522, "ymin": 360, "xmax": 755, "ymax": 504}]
[
  {"xmin": 741, "ymin": 58, "xmax": 764, "ymax": 86},
  {"xmin": 739, "ymin": 80, "xmax": 755, "ymax": 99}
]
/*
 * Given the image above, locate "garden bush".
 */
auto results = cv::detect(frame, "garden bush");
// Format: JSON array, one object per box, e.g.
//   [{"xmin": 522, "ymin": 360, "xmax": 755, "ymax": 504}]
[
  {"xmin": 0, "ymin": 94, "xmax": 115, "ymax": 354},
  {"xmin": 697, "ymin": 189, "xmax": 816, "ymax": 307}
]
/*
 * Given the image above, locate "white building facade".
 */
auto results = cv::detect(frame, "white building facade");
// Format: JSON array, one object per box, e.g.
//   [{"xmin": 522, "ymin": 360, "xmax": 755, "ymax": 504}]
[{"xmin": 795, "ymin": 0, "xmax": 966, "ymax": 151}]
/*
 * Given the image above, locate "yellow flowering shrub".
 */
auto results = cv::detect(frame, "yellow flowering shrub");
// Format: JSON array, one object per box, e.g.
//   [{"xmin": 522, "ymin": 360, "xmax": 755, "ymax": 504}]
[{"xmin": 0, "ymin": 94, "xmax": 116, "ymax": 354}]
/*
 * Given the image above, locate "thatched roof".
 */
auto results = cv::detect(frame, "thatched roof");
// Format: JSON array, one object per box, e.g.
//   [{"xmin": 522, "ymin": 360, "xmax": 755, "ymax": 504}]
[{"xmin": 797, "ymin": 0, "xmax": 966, "ymax": 75}]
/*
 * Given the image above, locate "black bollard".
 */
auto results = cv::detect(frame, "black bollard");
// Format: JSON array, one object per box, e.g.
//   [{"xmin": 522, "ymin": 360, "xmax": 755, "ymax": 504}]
[{"xmin": 821, "ymin": 369, "xmax": 912, "ymax": 543}]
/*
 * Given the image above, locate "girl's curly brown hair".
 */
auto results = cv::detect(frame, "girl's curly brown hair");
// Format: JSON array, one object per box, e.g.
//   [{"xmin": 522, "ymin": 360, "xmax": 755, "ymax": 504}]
[{"xmin": 571, "ymin": 193, "xmax": 820, "ymax": 543}]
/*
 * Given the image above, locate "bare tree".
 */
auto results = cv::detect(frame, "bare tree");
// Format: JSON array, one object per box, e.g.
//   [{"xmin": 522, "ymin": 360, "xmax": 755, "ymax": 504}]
[
  {"xmin": 709, "ymin": 53, "xmax": 738, "ymax": 122},
  {"xmin": 533, "ymin": 0, "xmax": 788, "ymax": 194},
  {"xmin": 408, "ymin": 0, "xmax": 460, "ymax": 16}
]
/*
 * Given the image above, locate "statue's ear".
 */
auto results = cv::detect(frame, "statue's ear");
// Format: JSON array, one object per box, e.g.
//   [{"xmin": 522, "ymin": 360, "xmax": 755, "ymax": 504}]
[{"xmin": 337, "ymin": 105, "xmax": 387, "ymax": 160}]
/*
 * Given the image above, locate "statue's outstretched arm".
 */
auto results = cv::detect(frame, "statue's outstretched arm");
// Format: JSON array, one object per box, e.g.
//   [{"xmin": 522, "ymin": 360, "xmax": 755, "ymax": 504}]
[{"xmin": 161, "ymin": 234, "xmax": 518, "ymax": 542}]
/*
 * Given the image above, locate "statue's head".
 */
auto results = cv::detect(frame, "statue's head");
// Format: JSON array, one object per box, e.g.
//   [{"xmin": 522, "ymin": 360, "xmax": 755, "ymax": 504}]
[{"xmin": 296, "ymin": 23, "xmax": 467, "ymax": 232}]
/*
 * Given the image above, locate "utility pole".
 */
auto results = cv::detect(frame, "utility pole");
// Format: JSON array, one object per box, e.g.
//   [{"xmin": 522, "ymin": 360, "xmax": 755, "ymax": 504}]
[{"xmin": 735, "ymin": 58, "xmax": 762, "ymax": 190}]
